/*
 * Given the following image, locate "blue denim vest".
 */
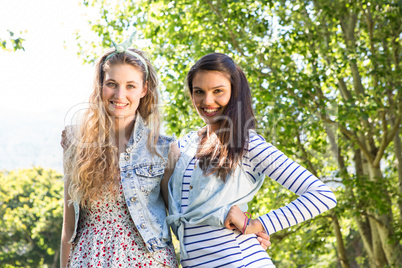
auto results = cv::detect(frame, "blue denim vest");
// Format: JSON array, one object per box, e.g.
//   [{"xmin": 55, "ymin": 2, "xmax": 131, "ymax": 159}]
[
  {"xmin": 163, "ymin": 131, "xmax": 265, "ymax": 258},
  {"xmin": 69, "ymin": 115, "xmax": 174, "ymax": 253}
]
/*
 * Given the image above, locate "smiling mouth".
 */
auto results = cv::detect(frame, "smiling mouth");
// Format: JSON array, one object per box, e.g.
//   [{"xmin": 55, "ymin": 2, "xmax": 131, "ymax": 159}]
[
  {"xmin": 202, "ymin": 107, "xmax": 220, "ymax": 116},
  {"xmin": 110, "ymin": 101, "xmax": 129, "ymax": 107}
]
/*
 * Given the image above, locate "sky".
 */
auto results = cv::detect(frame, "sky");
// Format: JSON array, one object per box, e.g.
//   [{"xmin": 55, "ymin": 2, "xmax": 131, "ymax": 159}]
[{"xmin": 0, "ymin": 0, "xmax": 97, "ymax": 172}]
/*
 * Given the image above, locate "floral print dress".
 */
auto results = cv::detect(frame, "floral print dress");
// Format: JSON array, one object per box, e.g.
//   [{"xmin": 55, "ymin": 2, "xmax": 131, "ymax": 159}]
[{"xmin": 67, "ymin": 182, "xmax": 178, "ymax": 267}]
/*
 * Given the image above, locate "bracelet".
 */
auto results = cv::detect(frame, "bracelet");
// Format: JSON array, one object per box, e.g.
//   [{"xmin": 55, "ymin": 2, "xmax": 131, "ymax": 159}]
[{"xmin": 242, "ymin": 212, "xmax": 252, "ymax": 234}]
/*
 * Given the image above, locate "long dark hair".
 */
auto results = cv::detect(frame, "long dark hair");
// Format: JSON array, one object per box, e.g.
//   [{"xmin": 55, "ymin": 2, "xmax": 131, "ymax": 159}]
[{"xmin": 187, "ymin": 53, "xmax": 256, "ymax": 180}]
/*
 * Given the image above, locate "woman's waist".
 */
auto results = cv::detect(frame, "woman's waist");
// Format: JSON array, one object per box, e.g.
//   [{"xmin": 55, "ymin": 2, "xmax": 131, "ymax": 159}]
[
  {"xmin": 183, "ymin": 223, "xmax": 256, "ymax": 239},
  {"xmin": 78, "ymin": 215, "xmax": 135, "ymax": 229}
]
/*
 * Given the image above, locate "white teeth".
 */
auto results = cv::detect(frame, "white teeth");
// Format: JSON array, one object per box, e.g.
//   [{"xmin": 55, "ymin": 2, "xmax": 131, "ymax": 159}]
[
  {"xmin": 112, "ymin": 102, "xmax": 127, "ymax": 107},
  {"xmin": 204, "ymin": 108, "xmax": 219, "ymax": 113}
]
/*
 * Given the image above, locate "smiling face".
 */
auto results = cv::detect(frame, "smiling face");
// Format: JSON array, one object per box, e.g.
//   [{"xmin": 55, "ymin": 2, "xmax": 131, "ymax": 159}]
[
  {"xmin": 191, "ymin": 70, "xmax": 231, "ymax": 131},
  {"xmin": 102, "ymin": 64, "xmax": 147, "ymax": 122}
]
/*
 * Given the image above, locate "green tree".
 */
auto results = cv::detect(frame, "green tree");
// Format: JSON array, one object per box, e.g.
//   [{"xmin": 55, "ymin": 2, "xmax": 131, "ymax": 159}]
[
  {"xmin": 0, "ymin": 167, "xmax": 63, "ymax": 268},
  {"xmin": 76, "ymin": 0, "xmax": 401, "ymax": 266}
]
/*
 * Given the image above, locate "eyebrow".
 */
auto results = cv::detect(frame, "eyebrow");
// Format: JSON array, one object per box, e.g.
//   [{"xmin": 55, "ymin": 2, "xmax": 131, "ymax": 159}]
[
  {"xmin": 104, "ymin": 79, "xmax": 140, "ymax": 85},
  {"xmin": 193, "ymin": 85, "xmax": 228, "ymax": 90}
]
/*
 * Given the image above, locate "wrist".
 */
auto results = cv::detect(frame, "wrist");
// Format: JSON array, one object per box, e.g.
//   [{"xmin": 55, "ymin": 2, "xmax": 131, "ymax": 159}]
[{"xmin": 249, "ymin": 218, "xmax": 263, "ymax": 234}]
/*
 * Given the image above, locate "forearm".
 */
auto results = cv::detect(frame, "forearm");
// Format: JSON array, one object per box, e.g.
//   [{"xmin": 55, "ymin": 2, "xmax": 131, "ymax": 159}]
[
  {"xmin": 60, "ymin": 236, "xmax": 72, "ymax": 268},
  {"xmin": 61, "ymin": 172, "xmax": 75, "ymax": 268}
]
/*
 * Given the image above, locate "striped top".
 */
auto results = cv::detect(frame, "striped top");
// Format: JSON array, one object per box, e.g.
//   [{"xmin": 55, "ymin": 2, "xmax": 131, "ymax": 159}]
[{"xmin": 177, "ymin": 131, "xmax": 337, "ymax": 267}]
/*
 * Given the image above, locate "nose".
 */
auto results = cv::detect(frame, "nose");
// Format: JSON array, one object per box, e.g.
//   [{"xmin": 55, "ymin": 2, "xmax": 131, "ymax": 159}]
[
  {"xmin": 114, "ymin": 86, "xmax": 125, "ymax": 99},
  {"xmin": 203, "ymin": 92, "xmax": 214, "ymax": 105}
]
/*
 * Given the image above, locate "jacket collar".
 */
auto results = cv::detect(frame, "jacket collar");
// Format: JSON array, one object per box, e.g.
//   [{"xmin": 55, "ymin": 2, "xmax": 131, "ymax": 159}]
[{"xmin": 125, "ymin": 113, "xmax": 146, "ymax": 153}]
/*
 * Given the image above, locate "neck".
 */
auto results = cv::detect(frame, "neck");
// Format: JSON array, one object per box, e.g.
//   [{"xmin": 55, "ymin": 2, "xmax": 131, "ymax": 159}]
[
  {"xmin": 207, "ymin": 123, "xmax": 221, "ymax": 135},
  {"xmin": 113, "ymin": 115, "xmax": 135, "ymax": 151}
]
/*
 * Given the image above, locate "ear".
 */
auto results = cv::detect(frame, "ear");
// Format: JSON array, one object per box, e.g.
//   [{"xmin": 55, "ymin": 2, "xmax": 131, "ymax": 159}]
[{"xmin": 141, "ymin": 81, "xmax": 148, "ymax": 98}]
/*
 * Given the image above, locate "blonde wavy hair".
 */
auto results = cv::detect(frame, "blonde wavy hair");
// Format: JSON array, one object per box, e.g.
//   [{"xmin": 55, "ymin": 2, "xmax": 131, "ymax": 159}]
[{"xmin": 64, "ymin": 49, "xmax": 160, "ymax": 207}]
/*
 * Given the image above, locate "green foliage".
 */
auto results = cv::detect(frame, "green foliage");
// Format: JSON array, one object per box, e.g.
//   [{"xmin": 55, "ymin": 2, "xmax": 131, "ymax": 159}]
[
  {"xmin": 0, "ymin": 167, "xmax": 63, "ymax": 267},
  {"xmin": 74, "ymin": 0, "xmax": 401, "ymax": 266},
  {"xmin": 0, "ymin": 30, "xmax": 25, "ymax": 52}
]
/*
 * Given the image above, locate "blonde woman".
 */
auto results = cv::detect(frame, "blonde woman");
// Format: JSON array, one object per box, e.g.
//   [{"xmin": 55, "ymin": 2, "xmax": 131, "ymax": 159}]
[{"xmin": 60, "ymin": 41, "xmax": 179, "ymax": 267}]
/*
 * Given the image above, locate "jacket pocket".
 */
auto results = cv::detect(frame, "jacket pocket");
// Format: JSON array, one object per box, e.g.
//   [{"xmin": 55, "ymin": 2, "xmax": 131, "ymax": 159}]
[{"xmin": 133, "ymin": 162, "xmax": 165, "ymax": 194}]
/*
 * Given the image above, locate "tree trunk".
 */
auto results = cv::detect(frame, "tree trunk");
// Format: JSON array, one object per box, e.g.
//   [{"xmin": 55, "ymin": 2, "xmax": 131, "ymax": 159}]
[
  {"xmin": 354, "ymin": 217, "xmax": 376, "ymax": 268},
  {"xmin": 354, "ymin": 149, "xmax": 381, "ymax": 267},
  {"xmin": 51, "ymin": 247, "xmax": 60, "ymax": 268},
  {"xmin": 332, "ymin": 211, "xmax": 350, "ymax": 268},
  {"xmin": 324, "ymin": 125, "xmax": 353, "ymax": 267},
  {"xmin": 367, "ymin": 164, "xmax": 400, "ymax": 267},
  {"xmin": 393, "ymin": 130, "xmax": 402, "ymax": 224},
  {"xmin": 368, "ymin": 217, "xmax": 388, "ymax": 267}
]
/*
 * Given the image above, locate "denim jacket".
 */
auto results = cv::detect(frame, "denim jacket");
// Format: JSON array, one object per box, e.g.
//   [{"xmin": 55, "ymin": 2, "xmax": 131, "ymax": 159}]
[
  {"xmin": 69, "ymin": 115, "xmax": 175, "ymax": 254},
  {"xmin": 163, "ymin": 131, "xmax": 265, "ymax": 258}
]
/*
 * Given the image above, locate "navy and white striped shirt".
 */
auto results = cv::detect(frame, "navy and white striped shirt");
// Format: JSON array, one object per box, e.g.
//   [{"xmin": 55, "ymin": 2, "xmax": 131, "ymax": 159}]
[{"xmin": 177, "ymin": 131, "xmax": 337, "ymax": 267}]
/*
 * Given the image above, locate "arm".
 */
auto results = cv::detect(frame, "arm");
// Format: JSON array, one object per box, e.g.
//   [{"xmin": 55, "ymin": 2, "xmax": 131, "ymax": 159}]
[
  {"xmin": 161, "ymin": 142, "xmax": 180, "ymax": 208},
  {"xmin": 60, "ymin": 130, "xmax": 75, "ymax": 267},
  {"xmin": 224, "ymin": 205, "xmax": 265, "ymax": 233},
  {"xmin": 60, "ymin": 176, "xmax": 75, "ymax": 267},
  {"xmin": 225, "ymin": 133, "xmax": 337, "ymax": 236},
  {"xmin": 224, "ymin": 205, "xmax": 270, "ymax": 249}
]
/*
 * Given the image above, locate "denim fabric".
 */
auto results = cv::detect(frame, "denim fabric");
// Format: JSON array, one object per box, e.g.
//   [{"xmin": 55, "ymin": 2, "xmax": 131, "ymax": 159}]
[
  {"xmin": 69, "ymin": 115, "xmax": 175, "ymax": 253},
  {"xmin": 164, "ymin": 131, "xmax": 265, "ymax": 258}
]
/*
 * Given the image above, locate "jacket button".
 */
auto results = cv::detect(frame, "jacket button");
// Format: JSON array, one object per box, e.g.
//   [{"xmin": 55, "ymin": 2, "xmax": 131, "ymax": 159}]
[
  {"xmin": 190, "ymin": 185, "xmax": 193, "ymax": 190},
  {"xmin": 126, "ymin": 147, "xmax": 131, "ymax": 153},
  {"xmin": 124, "ymin": 155, "xmax": 130, "ymax": 160},
  {"xmin": 130, "ymin": 197, "xmax": 136, "ymax": 202},
  {"xmin": 149, "ymin": 165, "xmax": 153, "ymax": 172},
  {"xmin": 141, "ymin": 223, "xmax": 146, "ymax": 229}
]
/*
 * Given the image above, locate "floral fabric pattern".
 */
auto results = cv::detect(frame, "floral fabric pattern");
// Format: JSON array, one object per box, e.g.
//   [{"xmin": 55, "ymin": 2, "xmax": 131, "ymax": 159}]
[{"xmin": 67, "ymin": 182, "xmax": 178, "ymax": 267}]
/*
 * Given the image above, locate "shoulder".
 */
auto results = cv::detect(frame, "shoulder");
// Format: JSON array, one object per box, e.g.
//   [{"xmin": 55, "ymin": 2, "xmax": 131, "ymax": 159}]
[
  {"xmin": 248, "ymin": 129, "xmax": 266, "ymax": 142},
  {"xmin": 246, "ymin": 129, "xmax": 268, "ymax": 148},
  {"xmin": 181, "ymin": 130, "xmax": 197, "ymax": 140},
  {"xmin": 178, "ymin": 130, "xmax": 197, "ymax": 151},
  {"xmin": 61, "ymin": 125, "xmax": 78, "ymax": 150},
  {"xmin": 155, "ymin": 134, "xmax": 176, "ymax": 153},
  {"xmin": 158, "ymin": 133, "xmax": 176, "ymax": 144}
]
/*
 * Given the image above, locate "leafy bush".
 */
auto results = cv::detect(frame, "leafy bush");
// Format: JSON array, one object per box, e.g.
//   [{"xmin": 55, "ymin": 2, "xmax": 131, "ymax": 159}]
[{"xmin": 0, "ymin": 167, "xmax": 63, "ymax": 268}]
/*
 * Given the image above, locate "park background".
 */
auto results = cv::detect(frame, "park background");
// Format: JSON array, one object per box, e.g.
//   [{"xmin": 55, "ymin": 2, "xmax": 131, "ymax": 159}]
[{"xmin": 0, "ymin": 0, "xmax": 401, "ymax": 267}]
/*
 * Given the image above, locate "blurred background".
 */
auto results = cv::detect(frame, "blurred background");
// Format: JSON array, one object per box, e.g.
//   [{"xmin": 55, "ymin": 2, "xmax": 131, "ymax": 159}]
[{"xmin": 0, "ymin": 0, "xmax": 401, "ymax": 267}]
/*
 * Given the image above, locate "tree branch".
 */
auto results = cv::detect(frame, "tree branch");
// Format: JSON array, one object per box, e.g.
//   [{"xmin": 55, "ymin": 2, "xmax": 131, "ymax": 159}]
[
  {"xmin": 360, "ymin": 211, "xmax": 386, "ymax": 227},
  {"xmin": 373, "ymin": 111, "xmax": 402, "ymax": 167},
  {"xmin": 296, "ymin": 131, "xmax": 319, "ymax": 177},
  {"xmin": 320, "ymin": 115, "xmax": 374, "ymax": 163},
  {"xmin": 339, "ymin": 12, "xmax": 365, "ymax": 95},
  {"xmin": 338, "ymin": 77, "xmax": 352, "ymax": 101}
]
